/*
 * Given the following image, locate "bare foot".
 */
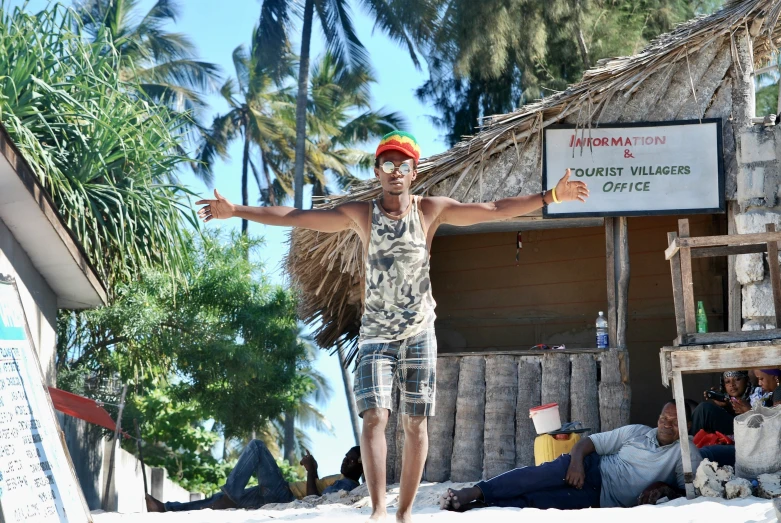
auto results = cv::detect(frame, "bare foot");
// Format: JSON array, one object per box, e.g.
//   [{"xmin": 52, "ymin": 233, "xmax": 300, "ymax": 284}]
[
  {"xmin": 439, "ymin": 487, "xmax": 482, "ymax": 512},
  {"xmin": 396, "ymin": 509, "xmax": 413, "ymax": 523},
  {"xmin": 367, "ymin": 509, "xmax": 387, "ymax": 522},
  {"xmin": 145, "ymin": 494, "xmax": 166, "ymax": 513}
]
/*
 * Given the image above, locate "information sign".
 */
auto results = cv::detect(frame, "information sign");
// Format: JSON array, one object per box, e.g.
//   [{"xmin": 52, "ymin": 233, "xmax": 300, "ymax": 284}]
[
  {"xmin": 543, "ymin": 119, "xmax": 724, "ymax": 217},
  {"xmin": 0, "ymin": 275, "xmax": 90, "ymax": 523}
]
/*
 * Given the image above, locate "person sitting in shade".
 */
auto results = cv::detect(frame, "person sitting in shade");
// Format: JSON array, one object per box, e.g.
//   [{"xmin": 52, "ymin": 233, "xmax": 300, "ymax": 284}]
[
  {"xmin": 750, "ymin": 369, "xmax": 781, "ymax": 408},
  {"xmin": 439, "ymin": 401, "xmax": 702, "ymax": 512},
  {"xmin": 691, "ymin": 370, "xmax": 753, "ymax": 435},
  {"xmin": 145, "ymin": 440, "xmax": 362, "ymax": 512}
]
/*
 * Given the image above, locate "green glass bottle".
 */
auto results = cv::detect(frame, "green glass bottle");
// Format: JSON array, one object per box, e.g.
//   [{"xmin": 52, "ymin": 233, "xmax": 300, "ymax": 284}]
[{"xmin": 696, "ymin": 301, "xmax": 708, "ymax": 333}]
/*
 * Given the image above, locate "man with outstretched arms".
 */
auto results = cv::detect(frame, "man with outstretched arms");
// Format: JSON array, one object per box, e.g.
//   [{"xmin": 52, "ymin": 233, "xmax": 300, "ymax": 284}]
[{"xmin": 196, "ymin": 131, "xmax": 589, "ymax": 522}]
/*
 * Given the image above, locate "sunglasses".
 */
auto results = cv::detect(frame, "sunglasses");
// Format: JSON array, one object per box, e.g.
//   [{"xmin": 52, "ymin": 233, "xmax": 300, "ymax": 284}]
[{"xmin": 380, "ymin": 161, "xmax": 413, "ymax": 175}]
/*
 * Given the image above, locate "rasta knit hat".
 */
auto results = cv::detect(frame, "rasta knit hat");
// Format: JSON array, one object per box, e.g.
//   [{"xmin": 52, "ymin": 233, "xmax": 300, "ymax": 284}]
[{"xmin": 375, "ymin": 130, "xmax": 421, "ymax": 162}]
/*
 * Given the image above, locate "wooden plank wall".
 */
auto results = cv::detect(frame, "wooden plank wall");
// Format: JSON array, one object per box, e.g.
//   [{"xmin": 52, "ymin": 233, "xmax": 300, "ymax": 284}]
[
  {"xmin": 424, "ymin": 352, "xmax": 602, "ymax": 483},
  {"xmin": 430, "ymin": 227, "xmax": 607, "ymax": 351},
  {"xmin": 430, "ymin": 215, "xmax": 724, "ymax": 426}
]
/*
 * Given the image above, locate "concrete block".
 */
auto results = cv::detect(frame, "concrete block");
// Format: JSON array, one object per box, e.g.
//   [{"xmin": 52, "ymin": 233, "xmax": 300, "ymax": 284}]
[
  {"xmin": 738, "ymin": 165, "xmax": 767, "ymax": 203},
  {"xmin": 736, "ymin": 253, "xmax": 764, "ymax": 284},
  {"xmin": 725, "ymin": 477, "xmax": 753, "ymax": 499},
  {"xmin": 694, "ymin": 458, "xmax": 733, "ymax": 497},
  {"xmin": 758, "ymin": 473, "xmax": 781, "ymax": 499},
  {"xmin": 743, "ymin": 319, "xmax": 777, "ymax": 331},
  {"xmin": 734, "ymin": 210, "xmax": 781, "ymax": 234},
  {"xmin": 150, "ymin": 467, "xmax": 165, "ymax": 500},
  {"xmin": 739, "ymin": 129, "xmax": 776, "ymax": 163},
  {"xmin": 742, "ymin": 280, "xmax": 776, "ymax": 319}
]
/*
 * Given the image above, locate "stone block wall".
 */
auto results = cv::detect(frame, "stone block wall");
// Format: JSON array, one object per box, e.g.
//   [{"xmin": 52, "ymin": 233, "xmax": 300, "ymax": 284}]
[{"xmin": 735, "ymin": 125, "xmax": 781, "ymax": 328}]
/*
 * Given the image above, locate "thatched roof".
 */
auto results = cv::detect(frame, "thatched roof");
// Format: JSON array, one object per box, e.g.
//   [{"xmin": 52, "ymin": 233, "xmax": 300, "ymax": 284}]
[{"xmin": 287, "ymin": 0, "xmax": 781, "ymax": 362}]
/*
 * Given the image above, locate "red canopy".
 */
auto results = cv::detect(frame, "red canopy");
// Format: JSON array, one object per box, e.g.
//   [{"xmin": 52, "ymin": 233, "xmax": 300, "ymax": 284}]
[{"xmin": 48, "ymin": 386, "xmax": 119, "ymax": 432}]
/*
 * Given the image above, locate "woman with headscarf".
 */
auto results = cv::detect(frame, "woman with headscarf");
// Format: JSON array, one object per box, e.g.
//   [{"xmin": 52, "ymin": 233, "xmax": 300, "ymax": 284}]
[
  {"xmin": 750, "ymin": 369, "xmax": 781, "ymax": 408},
  {"xmin": 691, "ymin": 370, "xmax": 752, "ymax": 435}
]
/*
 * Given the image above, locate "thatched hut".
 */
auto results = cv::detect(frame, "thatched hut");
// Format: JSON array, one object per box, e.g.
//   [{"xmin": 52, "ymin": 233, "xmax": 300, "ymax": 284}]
[{"xmin": 287, "ymin": 0, "xmax": 781, "ymax": 482}]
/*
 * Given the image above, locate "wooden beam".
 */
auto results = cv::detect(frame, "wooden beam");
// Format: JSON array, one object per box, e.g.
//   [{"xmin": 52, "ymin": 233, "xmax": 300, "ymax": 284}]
[
  {"xmin": 667, "ymin": 232, "xmax": 687, "ymax": 338},
  {"xmin": 676, "ymin": 328, "xmax": 781, "ymax": 346},
  {"xmin": 438, "ymin": 347, "xmax": 608, "ymax": 358},
  {"xmin": 436, "ymin": 217, "xmax": 604, "ymax": 236},
  {"xmin": 678, "ymin": 219, "xmax": 696, "ymax": 333},
  {"xmin": 766, "ymin": 223, "xmax": 781, "ymax": 328},
  {"xmin": 665, "ymin": 231, "xmax": 781, "ymax": 260},
  {"xmin": 727, "ymin": 202, "xmax": 741, "ymax": 332},
  {"xmin": 616, "ymin": 217, "xmax": 630, "ymax": 349},
  {"xmin": 672, "ymin": 371, "xmax": 696, "ymax": 499},
  {"xmin": 690, "ymin": 243, "xmax": 768, "ymax": 258},
  {"xmin": 605, "ymin": 218, "xmax": 618, "ymax": 348},
  {"xmin": 669, "ymin": 345, "xmax": 781, "ymax": 373}
]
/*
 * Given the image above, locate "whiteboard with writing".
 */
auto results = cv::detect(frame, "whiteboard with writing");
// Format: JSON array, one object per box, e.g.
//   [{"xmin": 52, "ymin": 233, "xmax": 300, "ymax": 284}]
[
  {"xmin": 543, "ymin": 119, "xmax": 724, "ymax": 217},
  {"xmin": 0, "ymin": 276, "xmax": 90, "ymax": 523}
]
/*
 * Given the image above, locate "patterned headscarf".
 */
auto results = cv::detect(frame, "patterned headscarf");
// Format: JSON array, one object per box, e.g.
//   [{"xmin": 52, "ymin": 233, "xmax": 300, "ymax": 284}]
[
  {"xmin": 375, "ymin": 131, "xmax": 421, "ymax": 162},
  {"xmin": 720, "ymin": 370, "xmax": 752, "ymax": 400}
]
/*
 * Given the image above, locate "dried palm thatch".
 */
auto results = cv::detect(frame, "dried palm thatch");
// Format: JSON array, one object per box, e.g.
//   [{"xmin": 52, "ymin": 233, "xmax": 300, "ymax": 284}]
[{"xmin": 287, "ymin": 0, "xmax": 781, "ymax": 363}]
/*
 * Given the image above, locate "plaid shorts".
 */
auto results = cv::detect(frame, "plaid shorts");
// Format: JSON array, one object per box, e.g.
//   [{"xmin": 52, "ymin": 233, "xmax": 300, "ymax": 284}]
[{"xmin": 353, "ymin": 327, "xmax": 437, "ymax": 417}]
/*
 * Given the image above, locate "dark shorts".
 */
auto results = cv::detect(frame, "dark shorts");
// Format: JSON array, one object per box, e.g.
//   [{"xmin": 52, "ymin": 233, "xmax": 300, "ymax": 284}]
[{"xmin": 353, "ymin": 327, "xmax": 437, "ymax": 417}]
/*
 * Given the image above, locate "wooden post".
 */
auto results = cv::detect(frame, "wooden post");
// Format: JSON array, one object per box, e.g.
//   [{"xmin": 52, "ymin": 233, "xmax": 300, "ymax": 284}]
[
  {"xmin": 728, "ymin": 202, "xmax": 741, "ymax": 331},
  {"xmin": 605, "ymin": 218, "xmax": 618, "ymax": 347},
  {"xmin": 384, "ymin": 386, "xmax": 399, "ymax": 484},
  {"xmin": 570, "ymin": 354, "xmax": 600, "ymax": 434},
  {"xmin": 515, "ymin": 357, "xmax": 542, "ymax": 468},
  {"xmin": 102, "ymin": 384, "xmax": 127, "ymax": 511},
  {"xmin": 616, "ymin": 217, "xmax": 630, "ymax": 349},
  {"xmin": 542, "ymin": 353, "xmax": 570, "ymax": 422},
  {"xmin": 134, "ymin": 419, "xmax": 148, "ymax": 496},
  {"xmin": 672, "ymin": 371, "xmax": 696, "ymax": 499},
  {"xmin": 394, "ymin": 399, "xmax": 405, "ymax": 484},
  {"xmin": 668, "ymin": 232, "xmax": 687, "ymax": 338},
  {"xmin": 337, "ymin": 343, "xmax": 361, "ymax": 445},
  {"xmin": 450, "ymin": 356, "xmax": 486, "ymax": 482},
  {"xmin": 424, "ymin": 357, "xmax": 460, "ymax": 482},
  {"xmin": 765, "ymin": 223, "xmax": 781, "ymax": 328},
  {"xmin": 483, "ymin": 355, "xmax": 518, "ymax": 479},
  {"xmin": 678, "ymin": 219, "xmax": 696, "ymax": 333}
]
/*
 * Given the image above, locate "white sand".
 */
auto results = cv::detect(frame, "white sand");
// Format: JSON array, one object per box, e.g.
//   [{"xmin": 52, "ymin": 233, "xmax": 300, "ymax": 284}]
[{"xmin": 91, "ymin": 481, "xmax": 779, "ymax": 523}]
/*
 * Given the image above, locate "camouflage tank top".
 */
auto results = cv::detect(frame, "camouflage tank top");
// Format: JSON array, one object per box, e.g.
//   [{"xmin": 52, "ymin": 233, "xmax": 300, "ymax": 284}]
[{"xmin": 359, "ymin": 196, "xmax": 436, "ymax": 342}]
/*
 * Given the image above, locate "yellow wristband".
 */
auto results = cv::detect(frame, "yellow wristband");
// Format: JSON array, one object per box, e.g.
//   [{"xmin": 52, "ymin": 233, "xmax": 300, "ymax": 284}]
[{"xmin": 551, "ymin": 187, "xmax": 561, "ymax": 204}]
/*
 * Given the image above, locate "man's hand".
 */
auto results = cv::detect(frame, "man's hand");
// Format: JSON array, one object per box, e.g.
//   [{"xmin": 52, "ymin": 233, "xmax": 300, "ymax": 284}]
[
  {"xmin": 565, "ymin": 458, "xmax": 585, "ymax": 489},
  {"xmin": 554, "ymin": 169, "xmax": 589, "ymax": 203},
  {"xmin": 300, "ymin": 450, "xmax": 318, "ymax": 473},
  {"xmin": 638, "ymin": 482, "xmax": 680, "ymax": 505},
  {"xmin": 195, "ymin": 189, "xmax": 235, "ymax": 222}
]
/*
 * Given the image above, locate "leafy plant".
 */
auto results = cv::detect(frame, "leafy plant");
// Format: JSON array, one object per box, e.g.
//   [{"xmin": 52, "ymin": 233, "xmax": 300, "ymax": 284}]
[{"xmin": 0, "ymin": 3, "xmax": 196, "ymax": 286}]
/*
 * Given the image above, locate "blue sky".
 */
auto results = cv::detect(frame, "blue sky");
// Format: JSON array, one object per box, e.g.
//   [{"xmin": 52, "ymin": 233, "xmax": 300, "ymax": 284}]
[{"xmin": 13, "ymin": 0, "xmax": 452, "ymax": 474}]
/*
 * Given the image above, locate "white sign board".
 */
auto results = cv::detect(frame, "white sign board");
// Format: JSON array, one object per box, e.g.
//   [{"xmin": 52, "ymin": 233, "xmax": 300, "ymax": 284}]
[
  {"xmin": 543, "ymin": 119, "xmax": 724, "ymax": 217},
  {"xmin": 0, "ymin": 276, "xmax": 91, "ymax": 523}
]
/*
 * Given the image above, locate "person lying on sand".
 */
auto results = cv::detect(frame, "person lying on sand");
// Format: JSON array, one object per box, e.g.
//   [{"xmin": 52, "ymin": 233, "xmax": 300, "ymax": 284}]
[
  {"xmin": 146, "ymin": 440, "xmax": 362, "ymax": 512},
  {"xmin": 440, "ymin": 401, "xmax": 702, "ymax": 512}
]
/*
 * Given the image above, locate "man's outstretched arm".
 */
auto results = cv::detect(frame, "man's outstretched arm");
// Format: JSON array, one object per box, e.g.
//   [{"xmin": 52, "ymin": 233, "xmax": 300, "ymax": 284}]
[
  {"xmin": 435, "ymin": 169, "xmax": 589, "ymax": 227},
  {"xmin": 196, "ymin": 189, "xmax": 356, "ymax": 233}
]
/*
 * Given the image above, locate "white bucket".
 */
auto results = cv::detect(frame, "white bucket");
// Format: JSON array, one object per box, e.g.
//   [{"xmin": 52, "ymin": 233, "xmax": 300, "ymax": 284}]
[{"xmin": 529, "ymin": 403, "xmax": 562, "ymax": 434}]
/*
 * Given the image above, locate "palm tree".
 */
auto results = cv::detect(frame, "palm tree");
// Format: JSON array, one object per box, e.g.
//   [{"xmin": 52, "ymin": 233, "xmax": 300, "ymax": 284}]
[
  {"xmin": 195, "ymin": 38, "xmax": 295, "ymax": 232},
  {"xmin": 269, "ymin": 52, "xmax": 406, "ymax": 206},
  {"xmin": 74, "ymin": 0, "xmax": 220, "ymax": 113},
  {"xmin": 256, "ymin": 0, "xmax": 439, "ymax": 209}
]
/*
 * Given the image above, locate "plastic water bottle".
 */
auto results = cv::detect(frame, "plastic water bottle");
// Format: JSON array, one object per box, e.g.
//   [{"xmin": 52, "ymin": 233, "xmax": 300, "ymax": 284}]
[{"xmin": 596, "ymin": 311, "xmax": 609, "ymax": 349}]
